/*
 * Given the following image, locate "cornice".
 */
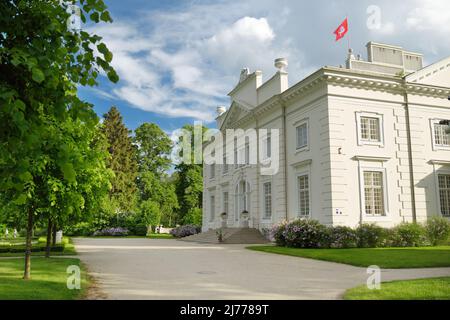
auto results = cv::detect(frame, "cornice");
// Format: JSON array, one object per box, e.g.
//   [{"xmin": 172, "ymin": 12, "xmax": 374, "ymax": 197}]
[{"xmin": 223, "ymin": 67, "xmax": 450, "ymax": 129}]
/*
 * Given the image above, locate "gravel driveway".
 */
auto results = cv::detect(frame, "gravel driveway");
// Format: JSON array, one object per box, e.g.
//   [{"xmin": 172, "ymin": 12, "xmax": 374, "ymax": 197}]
[{"xmin": 73, "ymin": 238, "xmax": 450, "ymax": 300}]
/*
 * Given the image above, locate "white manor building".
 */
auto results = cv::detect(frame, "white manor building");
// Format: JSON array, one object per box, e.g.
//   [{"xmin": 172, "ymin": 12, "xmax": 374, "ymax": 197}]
[{"xmin": 202, "ymin": 42, "xmax": 450, "ymax": 233}]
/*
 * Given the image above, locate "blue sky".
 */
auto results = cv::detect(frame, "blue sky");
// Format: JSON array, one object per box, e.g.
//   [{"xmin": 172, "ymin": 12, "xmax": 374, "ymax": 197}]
[{"xmin": 79, "ymin": 0, "xmax": 450, "ymax": 134}]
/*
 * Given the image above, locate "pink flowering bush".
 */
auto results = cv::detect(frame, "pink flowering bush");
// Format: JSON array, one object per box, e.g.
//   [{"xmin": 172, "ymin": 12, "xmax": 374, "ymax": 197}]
[
  {"xmin": 273, "ymin": 219, "xmax": 330, "ymax": 248},
  {"xmin": 329, "ymin": 226, "xmax": 358, "ymax": 248}
]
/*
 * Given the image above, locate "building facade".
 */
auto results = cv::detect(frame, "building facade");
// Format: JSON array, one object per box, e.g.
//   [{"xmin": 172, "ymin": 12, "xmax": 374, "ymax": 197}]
[{"xmin": 202, "ymin": 42, "xmax": 450, "ymax": 232}]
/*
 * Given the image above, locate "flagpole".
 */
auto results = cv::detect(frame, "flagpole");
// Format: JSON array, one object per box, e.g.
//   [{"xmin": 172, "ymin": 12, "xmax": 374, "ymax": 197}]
[{"xmin": 346, "ymin": 15, "xmax": 350, "ymax": 52}]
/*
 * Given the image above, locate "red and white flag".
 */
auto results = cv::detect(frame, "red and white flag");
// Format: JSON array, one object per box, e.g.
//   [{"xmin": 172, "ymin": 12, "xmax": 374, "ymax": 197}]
[{"xmin": 333, "ymin": 18, "xmax": 348, "ymax": 41}]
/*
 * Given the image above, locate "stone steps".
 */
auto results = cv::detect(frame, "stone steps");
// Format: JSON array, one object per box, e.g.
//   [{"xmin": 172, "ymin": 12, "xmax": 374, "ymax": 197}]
[{"xmin": 180, "ymin": 228, "xmax": 269, "ymax": 244}]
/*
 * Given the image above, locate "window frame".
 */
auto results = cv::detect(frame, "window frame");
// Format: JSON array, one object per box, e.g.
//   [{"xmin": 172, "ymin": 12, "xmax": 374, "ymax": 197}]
[
  {"xmin": 222, "ymin": 191, "xmax": 229, "ymax": 215},
  {"xmin": 262, "ymin": 181, "xmax": 273, "ymax": 220},
  {"xmin": 436, "ymin": 171, "xmax": 450, "ymax": 217},
  {"xmin": 210, "ymin": 195, "xmax": 215, "ymax": 222},
  {"xmin": 297, "ymin": 172, "xmax": 311, "ymax": 218},
  {"xmin": 295, "ymin": 120, "xmax": 309, "ymax": 152},
  {"xmin": 359, "ymin": 167, "xmax": 389, "ymax": 218},
  {"xmin": 430, "ymin": 119, "xmax": 450, "ymax": 151},
  {"xmin": 356, "ymin": 112, "xmax": 384, "ymax": 147},
  {"xmin": 210, "ymin": 163, "xmax": 215, "ymax": 179}
]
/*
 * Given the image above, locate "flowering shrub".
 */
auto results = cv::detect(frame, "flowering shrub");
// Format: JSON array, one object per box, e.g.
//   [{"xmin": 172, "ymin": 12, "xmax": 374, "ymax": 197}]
[
  {"xmin": 93, "ymin": 227, "xmax": 129, "ymax": 237},
  {"xmin": 170, "ymin": 224, "xmax": 201, "ymax": 238},
  {"xmin": 329, "ymin": 226, "xmax": 358, "ymax": 248},
  {"xmin": 271, "ymin": 221, "xmax": 288, "ymax": 246},
  {"xmin": 388, "ymin": 223, "xmax": 427, "ymax": 247},
  {"xmin": 425, "ymin": 217, "xmax": 450, "ymax": 246},
  {"xmin": 356, "ymin": 224, "xmax": 386, "ymax": 248},
  {"xmin": 274, "ymin": 219, "xmax": 329, "ymax": 248}
]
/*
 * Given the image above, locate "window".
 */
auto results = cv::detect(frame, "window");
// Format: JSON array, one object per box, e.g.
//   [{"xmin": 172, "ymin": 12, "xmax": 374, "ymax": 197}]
[
  {"xmin": 210, "ymin": 164, "xmax": 215, "ymax": 179},
  {"xmin": 363, "ymin": 171, "xmax": 385, "ymax": 216},
  {"xmin": 245, "ymin": 141, "xmax": 250, "ymax": 165},
  {"xmin": 433, "ymin": 122, "xmax": 450, "ymax": 148},
  {"xmin": 210, "ymin": 195, "xmax": 215, "ymax": 222},
  {"xmin": 296, "ymin": 123, "xmax": 308, "ymax": 150},
  {"xmin": 263, "ymin": 182, "xmax": 272, "ymax": 219},
  {"xmin": 297, "ymin": 175, "xmax": 310, "ymax": 216},
  {"xmin": 438, "ymin": 174, "xmax": 450, "ymax": 217},
  {"xmin": 263, "ymin": 132, "xmax": 272, "ymax": 159},
  {"xmin": 223, "ymin": 191, "xmax": 229, "ymax": 215},
  {"xmin": 234, "ymin": 137, "xmax": 238, "ymax": 168},
  {"xmin": 360, "ymin": 117, "xmax": 380, "ymax": 142},
  {"xmin": 356, "ymin": 112, "xmax": 384, "ymax": 146},
  {"xmin": 223, "ymin": 144, "xmax": 228, "ymax": 174}
]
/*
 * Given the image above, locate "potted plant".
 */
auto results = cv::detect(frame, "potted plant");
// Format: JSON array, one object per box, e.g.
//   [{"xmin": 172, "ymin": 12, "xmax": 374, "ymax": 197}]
[
  {"xmin": 216, "ymin": 228, "xmax": 225, "ymax": 243},
  {"xmin": 241, "ymin": 210, "xmax": 249, "ymax": 220}
]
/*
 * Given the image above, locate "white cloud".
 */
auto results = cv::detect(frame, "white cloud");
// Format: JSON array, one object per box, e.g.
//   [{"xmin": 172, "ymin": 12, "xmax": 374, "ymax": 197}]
[
  {"xmin": 88, "ymin": 0, "xmax": 450, "ymax": 124},
  {"xmin": 406, "ymin": 0, "xmax": 450, "ymax": 32}
]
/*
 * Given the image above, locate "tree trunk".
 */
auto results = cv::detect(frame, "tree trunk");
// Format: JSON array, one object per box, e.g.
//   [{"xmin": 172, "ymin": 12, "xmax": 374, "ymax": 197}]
[
  {"xmin": 23, "ymin": 207, "xmax": 34, "ymax": 280},
  {"xmin": 45, "ymin": 218, "xmax": 52, "ymax": 258},
  {"xmin": 51, "ymin": 223, "xmax": 57, "ymax": 246}
]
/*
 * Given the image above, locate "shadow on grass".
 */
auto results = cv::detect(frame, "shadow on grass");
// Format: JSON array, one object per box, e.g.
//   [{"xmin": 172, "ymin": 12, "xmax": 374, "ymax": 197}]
[{"xmin": 0, "ymin": 258, "xmax": 88, "ymax": 300}]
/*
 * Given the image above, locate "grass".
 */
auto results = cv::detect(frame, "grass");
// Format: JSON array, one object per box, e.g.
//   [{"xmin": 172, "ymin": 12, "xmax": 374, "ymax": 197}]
[
  {"xmin": 247, "ymin": 245, "xmax": 450, "ymax": 268},
  {"xmin": 0, "ymin": 257, "xmax": 89, "ymax": 300},
  {"xmin": 344, "ymin": 277, "xmax": 450, "ymax": 300},
  {"xmin": 147, "ymin": 233, "xmax": 174, "ymax": 239}
]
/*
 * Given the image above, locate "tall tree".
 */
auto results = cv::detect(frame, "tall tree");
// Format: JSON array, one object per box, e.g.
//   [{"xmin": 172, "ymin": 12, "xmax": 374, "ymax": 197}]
[
  {"xmin": 101, "ymin": 106, "xmax": 138, "ymax": 214},
  {"xmin": 173, "ymin": 124, "xmax": 208, "ymax": 225},
  {"xmin": 134, "ymin": 123, "xmax": 178, "ymax": 228},
  {"xmin": 134, "ymin": 123, "xmax": 172, "ymax": 174},
  {"xmin": 0, "ymin": 0, "xmax": 118, "ymax": 279}
]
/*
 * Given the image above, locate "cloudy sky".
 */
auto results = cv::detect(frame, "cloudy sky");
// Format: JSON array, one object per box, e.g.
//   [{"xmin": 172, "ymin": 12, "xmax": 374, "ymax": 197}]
[{"xmin": 79, "ymin": 0, "xmax": 450, "ymax": 132}]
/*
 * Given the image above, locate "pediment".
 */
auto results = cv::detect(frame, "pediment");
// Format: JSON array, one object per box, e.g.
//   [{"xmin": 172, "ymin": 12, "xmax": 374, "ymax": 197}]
[
  {"xmin": 220, "ymin": 102, "xmax": 250, "ymax": 130},
  {"xmin": 406, "ymin": 56, "xmax": 450, "ymax": 87}
]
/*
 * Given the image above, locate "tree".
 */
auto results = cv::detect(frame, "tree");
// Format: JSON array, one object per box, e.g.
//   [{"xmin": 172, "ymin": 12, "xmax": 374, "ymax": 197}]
[
  {"xmin": 134, "ymin": 123, "xmax": 172, "ymax": 174},
  {"xmin": 101, "ymin": 106, "xmax": 138, "ymax": 214},
  {"xmin": 134, "ymin": 123, "xmax": 178, "ymax": 229},
  {"xmin": 0, "ymin": 0, "xmax": 118, "ymax": 279},
  {"xmin": 173, "ymin": 124, "xmax": 208, "ymax": 225}
]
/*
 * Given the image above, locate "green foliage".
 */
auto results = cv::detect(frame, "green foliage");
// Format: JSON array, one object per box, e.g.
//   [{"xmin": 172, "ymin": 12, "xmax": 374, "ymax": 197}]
[
  {"xmin": 356, "ymin": 224, "xmax": 387, "ymax": 248},
  {"xmin": 388, "ymin": 223, "xmax": 427, "ymax": 247},
  {"xmin": 425, "ymin": 217, "xmax": 450, "ymax": 246},
  {"xmin": 184, "ymin": 208, "xmax": 203, "ymax": 226},
  {"xmin": 101, "ymin": 106, "xmax": 138, "ymax": 213},
  {"xmin": 329, "ymin": 226, "xmax": 358, "ymax": 248},
  {"xmin": 134, "ymin": 123, "xmax": 172, "ymax": 174},
  {"xmin": 273, "ymin": 219, "xmax": 330, "ymax": 248},
  {"xmin": 134, "ymin": 123, "xmax": 178, "ymax": 227},
  {"xmin": 173, "ymin": 124, "xmax": 207, "ymax": 225},
  {"xmin": 0, "ymin": 0, "xmax": 117, "ymax": 275}
]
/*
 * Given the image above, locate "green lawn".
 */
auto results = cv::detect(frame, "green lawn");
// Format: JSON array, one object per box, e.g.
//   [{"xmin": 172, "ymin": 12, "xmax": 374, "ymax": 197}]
[
  {"xmin": 0, "ymin": 257, "xmax": 89, "ymax": 300},
  {"xmin": 344, "ymin": 277, "xmax": 450, "ymax": 300},
  {"xmin": 147, "ymin": 233, "xmax": 174, "ymax": 239},
  {"xmin": 247, "ymin": 245, "xmax": 450, "ymax": 268}
]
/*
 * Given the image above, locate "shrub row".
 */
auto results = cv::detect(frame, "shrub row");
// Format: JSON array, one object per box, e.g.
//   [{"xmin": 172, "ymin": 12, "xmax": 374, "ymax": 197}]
[
  {"xmin": 170, "ymin": 224, "xmax": 201, "ymax": 238},
  {"xmin": 92, "ymin": 227, "xmax": 129, "ymax": 237},
  {"xmin": 272, "ymin": 217, "xmax": 450, "ymax": 249},
  {"xmin": 0, "ymin": 244, "xmax": 65, "ymax": 254}
]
